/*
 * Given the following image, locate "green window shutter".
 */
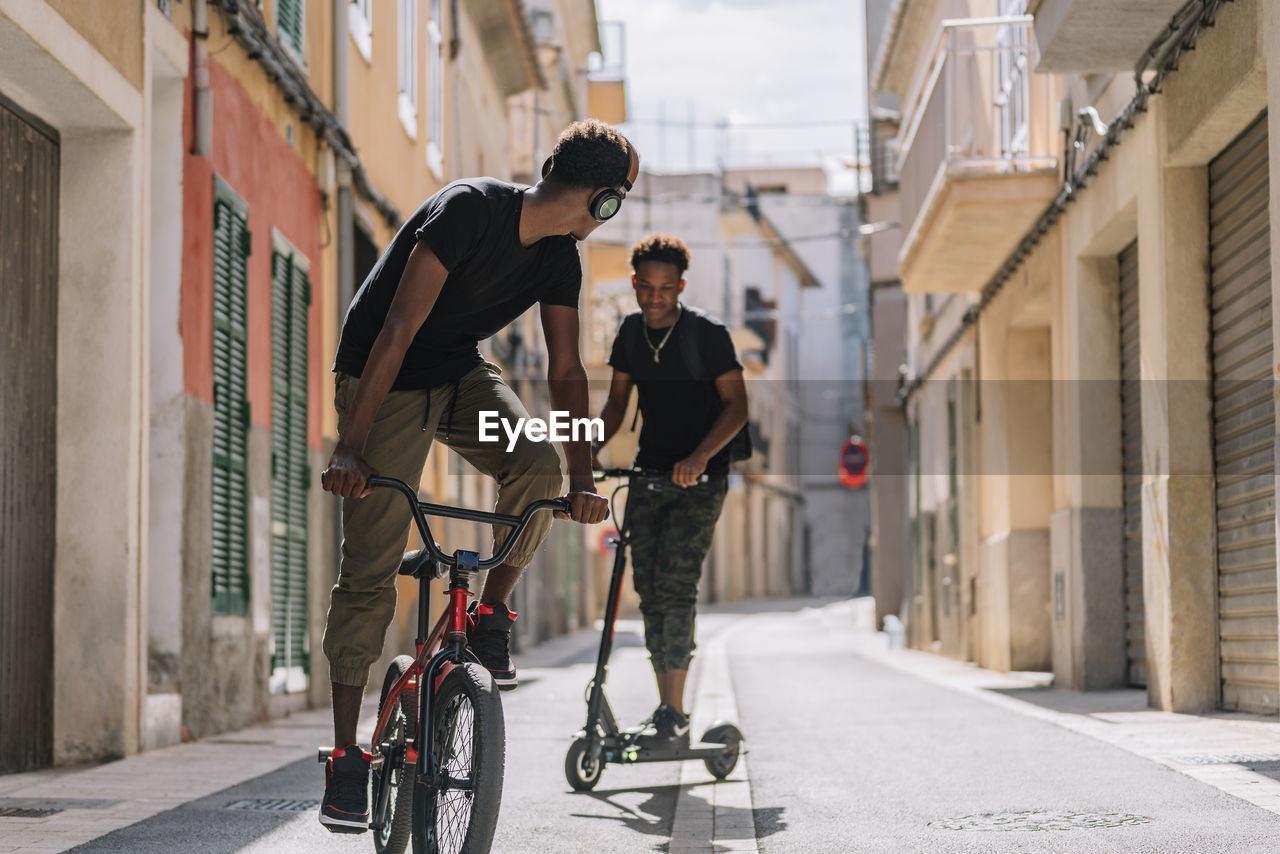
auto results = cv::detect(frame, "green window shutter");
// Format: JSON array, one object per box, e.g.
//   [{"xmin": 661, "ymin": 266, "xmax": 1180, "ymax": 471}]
[
  {"xmin": 270, "ymin": 250, "xmax": 291, "ymax": 671},
  {"xmin": 278, "ymin": 0, "xmax": 305, "ymax": 58},
  {"xmin": 270, "ymin": 248, "xmax": 311, "ymax": 689},
  {"xmin": 212, "ymin": 194, "xmax": 251, "ymax": 617},
  {"xmin": 289, "ymin": 261, "xmax": 310, "ymax": 675}
]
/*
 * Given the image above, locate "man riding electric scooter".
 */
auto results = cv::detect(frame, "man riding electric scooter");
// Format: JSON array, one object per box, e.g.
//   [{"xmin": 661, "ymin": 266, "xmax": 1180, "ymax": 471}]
[{"xmin": 594, "ymin": 233, "xmax": 750, "ymax": 747}]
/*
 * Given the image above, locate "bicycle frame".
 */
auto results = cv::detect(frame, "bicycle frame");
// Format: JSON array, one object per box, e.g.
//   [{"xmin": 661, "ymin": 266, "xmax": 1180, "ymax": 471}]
[{"xmin": 363, "ymin": 476, "xmax": 569, "ymax": 834}]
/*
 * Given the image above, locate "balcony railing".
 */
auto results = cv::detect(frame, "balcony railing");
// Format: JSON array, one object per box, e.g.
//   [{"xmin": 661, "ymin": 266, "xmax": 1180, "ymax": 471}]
[{"xmin": 896, "ymin": 17, "xmax": 1057, "ymax": 251}]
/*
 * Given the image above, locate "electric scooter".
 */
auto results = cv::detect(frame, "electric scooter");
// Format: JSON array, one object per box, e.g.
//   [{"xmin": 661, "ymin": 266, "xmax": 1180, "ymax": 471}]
[{"xmin": 563, "ymin": 467, "xmax": 744, "ymax": 792}]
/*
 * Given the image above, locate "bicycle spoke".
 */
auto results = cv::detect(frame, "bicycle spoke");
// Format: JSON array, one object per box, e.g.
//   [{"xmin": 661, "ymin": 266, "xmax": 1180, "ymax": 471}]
[{"xmin": 431, "ymin": 692, "xmax": 478, "ymax": 854}]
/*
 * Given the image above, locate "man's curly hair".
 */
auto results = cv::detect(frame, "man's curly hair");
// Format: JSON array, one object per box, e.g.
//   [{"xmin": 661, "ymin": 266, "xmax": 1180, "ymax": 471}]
[
  {"xmin": 546, "ymin": 119, "xmax": 632, "ymax": 189},
  {"xmin": 630, "ymin": 233, "xmax": 691, "ymax": 277}
]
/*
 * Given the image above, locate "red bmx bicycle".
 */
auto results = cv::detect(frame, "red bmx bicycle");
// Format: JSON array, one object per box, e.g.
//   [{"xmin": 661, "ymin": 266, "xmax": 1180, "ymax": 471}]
[{"xmin": 319, "ymin": 476, "xmax": 569, "ymax": 854}]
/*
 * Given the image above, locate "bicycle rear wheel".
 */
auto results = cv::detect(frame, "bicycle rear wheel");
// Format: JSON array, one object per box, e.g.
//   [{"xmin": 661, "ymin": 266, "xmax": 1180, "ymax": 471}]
[
  {"xmin": 373, "ymin": 655, "xmax": 417, "ymax": 854},
  {"xmin": 412, "ymin": 663, "xmax": 505, "ymax": 854}
]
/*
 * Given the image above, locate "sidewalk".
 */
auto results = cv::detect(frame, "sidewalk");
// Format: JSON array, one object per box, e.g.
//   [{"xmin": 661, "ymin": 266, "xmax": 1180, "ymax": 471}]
[
  {"xmin": 831, "ymin": 597, "xmax": 1280, "ymax": 818},
  {"xmin": 0, "ymin": 626, "xmax": 609, "ymax": 854}
]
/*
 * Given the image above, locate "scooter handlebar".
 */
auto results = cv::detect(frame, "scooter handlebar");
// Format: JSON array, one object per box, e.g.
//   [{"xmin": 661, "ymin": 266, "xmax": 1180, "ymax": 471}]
[{"xmin": 592, "ymin": 467, "xmax": 710, "ymax": 491}]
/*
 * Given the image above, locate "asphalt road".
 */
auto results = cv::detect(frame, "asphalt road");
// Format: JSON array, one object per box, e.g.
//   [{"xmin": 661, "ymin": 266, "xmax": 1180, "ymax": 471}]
[{"xmin": 66, "ymin": 600, "xmax": 1280, "ymax": 853}]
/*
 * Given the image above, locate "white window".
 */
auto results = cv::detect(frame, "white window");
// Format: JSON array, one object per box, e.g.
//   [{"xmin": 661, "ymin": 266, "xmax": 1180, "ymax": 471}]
[
  {"xmin": 350, "ymin": 0, "xmax": 372, "ymax": 63},
  {"xmin": 426, "ymin": 0, "xmax": 444, "ymax": 177},
  {"xmin": 398, "ymin": 0, "xmax": 418, "ymax": 139}
]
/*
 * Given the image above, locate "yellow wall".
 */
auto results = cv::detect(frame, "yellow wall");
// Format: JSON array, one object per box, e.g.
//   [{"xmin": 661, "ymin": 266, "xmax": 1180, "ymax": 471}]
[
  {"xmin": 46, "ymin": 0, "xmax": 144, "ymax": 89},
  {"xmin": 587, "ymin": 78, "xmax": 626, "ymax": 125},
  {"xmin": 454, "ymin": 7, "xmax": 515, "ymax": 179},
  {"xmin": 346, "ymin": 0, "xmax": 446, "ymax": 217}
]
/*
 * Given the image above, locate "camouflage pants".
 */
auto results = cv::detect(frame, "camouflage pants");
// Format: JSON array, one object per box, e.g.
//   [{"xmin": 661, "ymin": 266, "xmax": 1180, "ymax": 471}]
[{"xmin": 626, "ymin": 475, "xmax": 729, "ymax": 673}]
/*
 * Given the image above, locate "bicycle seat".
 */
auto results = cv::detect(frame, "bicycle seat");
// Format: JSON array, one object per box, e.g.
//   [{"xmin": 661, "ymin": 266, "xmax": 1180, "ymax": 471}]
[{"xmin": 398, "ymin": 548, "xmax": 442, "ymax": 579}]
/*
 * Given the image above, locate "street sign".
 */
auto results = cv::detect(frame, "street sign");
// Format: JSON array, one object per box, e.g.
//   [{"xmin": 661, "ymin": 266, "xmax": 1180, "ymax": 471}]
[{"xmin": 838, "ymin": 436, "xmax": 869, "ymax": 490}]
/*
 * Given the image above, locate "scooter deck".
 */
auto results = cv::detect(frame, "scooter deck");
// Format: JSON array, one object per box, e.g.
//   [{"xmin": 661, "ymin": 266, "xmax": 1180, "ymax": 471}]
[
  {"xmin": 624, "ymin": 741, "xmax": 735, "ymax": 763},
  {"xmin": 591, "ymin": 732, "xmax": 735, "ymax": 765}
]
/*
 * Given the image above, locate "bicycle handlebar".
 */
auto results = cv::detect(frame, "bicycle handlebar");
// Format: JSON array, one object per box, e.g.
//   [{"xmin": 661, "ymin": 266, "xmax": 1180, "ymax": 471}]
[{"xmin": 366, "ymin": 476, "xmax": 572, "ymax": 569}]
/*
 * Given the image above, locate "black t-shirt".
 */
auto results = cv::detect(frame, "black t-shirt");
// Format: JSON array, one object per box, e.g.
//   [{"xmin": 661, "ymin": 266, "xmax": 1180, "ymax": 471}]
[
  {"xmin": 608, "ymin": 307, "xmax": 743, "ymax": 475},
  {"xmin": 333, "ymin": 179, "xmax": 581, "ymax": 389}
]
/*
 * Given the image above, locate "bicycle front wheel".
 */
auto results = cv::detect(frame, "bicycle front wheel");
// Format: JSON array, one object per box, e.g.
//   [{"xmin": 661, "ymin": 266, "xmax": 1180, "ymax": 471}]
[{"xmin": 412, "ymin": 663, "xmax": 505, "ymax": 854}]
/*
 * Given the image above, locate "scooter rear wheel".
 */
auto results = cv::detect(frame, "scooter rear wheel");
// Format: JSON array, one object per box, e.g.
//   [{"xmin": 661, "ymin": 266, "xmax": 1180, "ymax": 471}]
[
  {"xmin": 564, "ymin": 737, "xmax": 604, "ymax": 791},
  {"xmin": 701, "ymin": 722, "xmax": 743, "ymax": 780}
]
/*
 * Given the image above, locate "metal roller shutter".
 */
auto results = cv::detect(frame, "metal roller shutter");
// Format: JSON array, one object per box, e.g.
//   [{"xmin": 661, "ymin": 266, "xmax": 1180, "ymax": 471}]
[
  {"xmin": 1119, "ymin": 240, "xmax": 1145, "ymax": 687},
  {"xmin": 1211, "ymin": 113, "xmax": 1276, "ymax": 714},
  {"xmin": 0, "ymin": 94, "xmax": 58, "ymax": 773}
]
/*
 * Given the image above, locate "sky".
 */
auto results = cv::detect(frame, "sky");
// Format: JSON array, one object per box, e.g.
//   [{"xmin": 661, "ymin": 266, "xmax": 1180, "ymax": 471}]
[{"xmin": 593, "ymin": 0, "xmax": 868, "ymax": 190}]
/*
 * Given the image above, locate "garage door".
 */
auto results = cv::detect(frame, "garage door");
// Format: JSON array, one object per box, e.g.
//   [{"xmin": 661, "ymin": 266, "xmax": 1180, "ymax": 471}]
[
  {"xmin": 1211, "ymin": 113, "xmax": 1276, "ymax": 714},
  {"xmin": 0, "ymin": 94, "xmax": 59, "ymax": 772},
  {"xmin": 1118, "ymin": 240, "xmax": 1145, "ymax": 688}
]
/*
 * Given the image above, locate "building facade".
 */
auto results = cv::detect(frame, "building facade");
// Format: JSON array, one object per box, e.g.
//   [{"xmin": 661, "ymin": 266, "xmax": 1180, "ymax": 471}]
[
  {"xmin": 723, "ymin": 168, "xmax": 872, "ymax": 599},
  {"xmin": 864, "ymin": 0, "xmax": 1280, "ymax": 713},
  {"xmin": 0, "ymin": 0, "xmax": 620, "ymax": 772}
]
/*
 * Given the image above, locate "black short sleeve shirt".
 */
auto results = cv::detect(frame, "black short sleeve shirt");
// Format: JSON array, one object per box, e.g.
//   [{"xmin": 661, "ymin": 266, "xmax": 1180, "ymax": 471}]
[
  {"xmin": 334, "ymin": 179, "xmax": 581, "ymax": 389},
  {"xmin": 608, "ymin": 307, "xmax": 743, "ymax": 475}
]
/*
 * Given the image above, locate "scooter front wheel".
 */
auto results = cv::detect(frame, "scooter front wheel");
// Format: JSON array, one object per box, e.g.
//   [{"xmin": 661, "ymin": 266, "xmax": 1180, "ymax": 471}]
[
  {"xmin": 564, "ymin": 737, "xmax": 604, "ymax": 791},
  {"xmin": 701, "ymin": 722, "xmax": 743, "ymax": 780}
]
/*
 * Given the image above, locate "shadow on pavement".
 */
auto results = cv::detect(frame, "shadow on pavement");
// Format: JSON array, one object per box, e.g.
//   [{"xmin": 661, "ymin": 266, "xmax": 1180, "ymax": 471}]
[
  {"xmin": 985, "ymin": 685, "xmax": 1152, "ymax": 717},
  {"xmin": 63, "ymin": 757, "xmax": 326, "ymax": 854},
  {"xmin": 569, "ymin": 780, "xmax": 786, "ymax": 843},
  {"xmin": 697, "ymin": 595, "xmax": 849, "ymax": 617},
  {"xmin": 549, "ymin": 624, "xmax": 647, "ymax": 668}
]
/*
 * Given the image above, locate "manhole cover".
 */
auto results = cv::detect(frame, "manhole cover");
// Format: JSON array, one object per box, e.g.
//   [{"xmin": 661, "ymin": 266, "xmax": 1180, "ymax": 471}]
[
  {"xmin": 226, "ymin": 798, "xmax": 319, "ymax": 812},
  {"xmin": 930, "ymin": 809, "xmax": 1152, "ymax": 832},
  {"xmin": 0, "ymin": 797, "xmax": 118, "ymax": 818},
  {"xmin": 1176, "ymin": 753, "xmax": 1280, "ymax": 766},
  {"xmin": 0, "ymin": 807, "xmax": 61, "ymax": 818}
]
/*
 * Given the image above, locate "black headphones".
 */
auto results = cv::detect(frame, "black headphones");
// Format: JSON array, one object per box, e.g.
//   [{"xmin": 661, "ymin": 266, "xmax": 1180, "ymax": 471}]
[{"xmin": 540, "ymin": 140, "xmax": 634, "ymax": 222}]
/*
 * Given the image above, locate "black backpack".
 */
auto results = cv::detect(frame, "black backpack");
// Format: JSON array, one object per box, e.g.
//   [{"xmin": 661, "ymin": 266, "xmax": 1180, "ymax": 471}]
[{"xmin": 621, "ymin": 306, "xmax": 753, "ymax": 464}]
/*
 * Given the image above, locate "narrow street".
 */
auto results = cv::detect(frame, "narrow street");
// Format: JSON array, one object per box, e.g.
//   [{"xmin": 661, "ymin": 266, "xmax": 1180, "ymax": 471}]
[{"xmin": 4, "ymin": 599, "xmax": 1280, "ymax": 853}]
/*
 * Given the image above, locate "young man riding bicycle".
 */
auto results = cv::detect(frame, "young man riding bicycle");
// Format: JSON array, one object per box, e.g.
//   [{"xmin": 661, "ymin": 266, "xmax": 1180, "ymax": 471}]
[
  {"xmin": 594, "ymin": 233, "xmax": 749, "ymax": 748},
  {"xmin": 317, "ymin": 119, "xmax": 638, "ymax": 833}
]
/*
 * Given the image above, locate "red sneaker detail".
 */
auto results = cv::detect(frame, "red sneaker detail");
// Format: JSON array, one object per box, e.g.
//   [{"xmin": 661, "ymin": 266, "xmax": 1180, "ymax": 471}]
[{"xmin": 329, "ymin": 744, "xmax": 370, "ymax": 763}]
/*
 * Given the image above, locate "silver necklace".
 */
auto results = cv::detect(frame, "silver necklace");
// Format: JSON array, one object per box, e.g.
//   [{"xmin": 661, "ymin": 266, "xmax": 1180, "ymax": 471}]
[{"xmin": 644, "ymin": 304, "xmax": 682, "ymax": 363}]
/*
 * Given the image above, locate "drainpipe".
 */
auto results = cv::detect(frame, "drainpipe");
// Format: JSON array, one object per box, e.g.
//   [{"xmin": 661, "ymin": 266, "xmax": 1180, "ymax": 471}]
[
  {"xmin": 192, "ymin": 0, "xmax": 211, "ymax": 156},
  {"xmin": 333, "ymin": 0, "xmax": 355, "ymax": 582},
  {"xmin": 334, "ymin": 0, "xmax": 354, "ymax": 315}
]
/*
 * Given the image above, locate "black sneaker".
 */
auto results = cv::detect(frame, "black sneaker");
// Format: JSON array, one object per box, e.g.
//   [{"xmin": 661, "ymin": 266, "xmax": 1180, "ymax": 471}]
[
  {"xmin": 467, "ymin": 602, "xmax": 518, "ymax": 691},
  {"xmin": 636, "ymin": 705, "xmax": 691, "ymax": 750},
  {"xmin": 319, "ymin": 744, "xmax": 371, "ymax": 833}
]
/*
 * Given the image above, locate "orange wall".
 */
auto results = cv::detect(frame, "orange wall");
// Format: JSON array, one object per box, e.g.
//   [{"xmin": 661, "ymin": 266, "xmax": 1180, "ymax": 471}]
[{"xmin": 182, "ymin": 55, "xmax": 326, "ymax": 448}]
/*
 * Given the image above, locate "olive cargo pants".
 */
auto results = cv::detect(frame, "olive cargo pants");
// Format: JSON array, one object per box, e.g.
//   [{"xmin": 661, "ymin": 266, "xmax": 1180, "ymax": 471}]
[
  {"xmin": 627, "ymin": 474, "xmax": 729, "ymax": 673},
  {"xmin": 322, "ymin": 363, "xmax": 563, "ymax": 688}
]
